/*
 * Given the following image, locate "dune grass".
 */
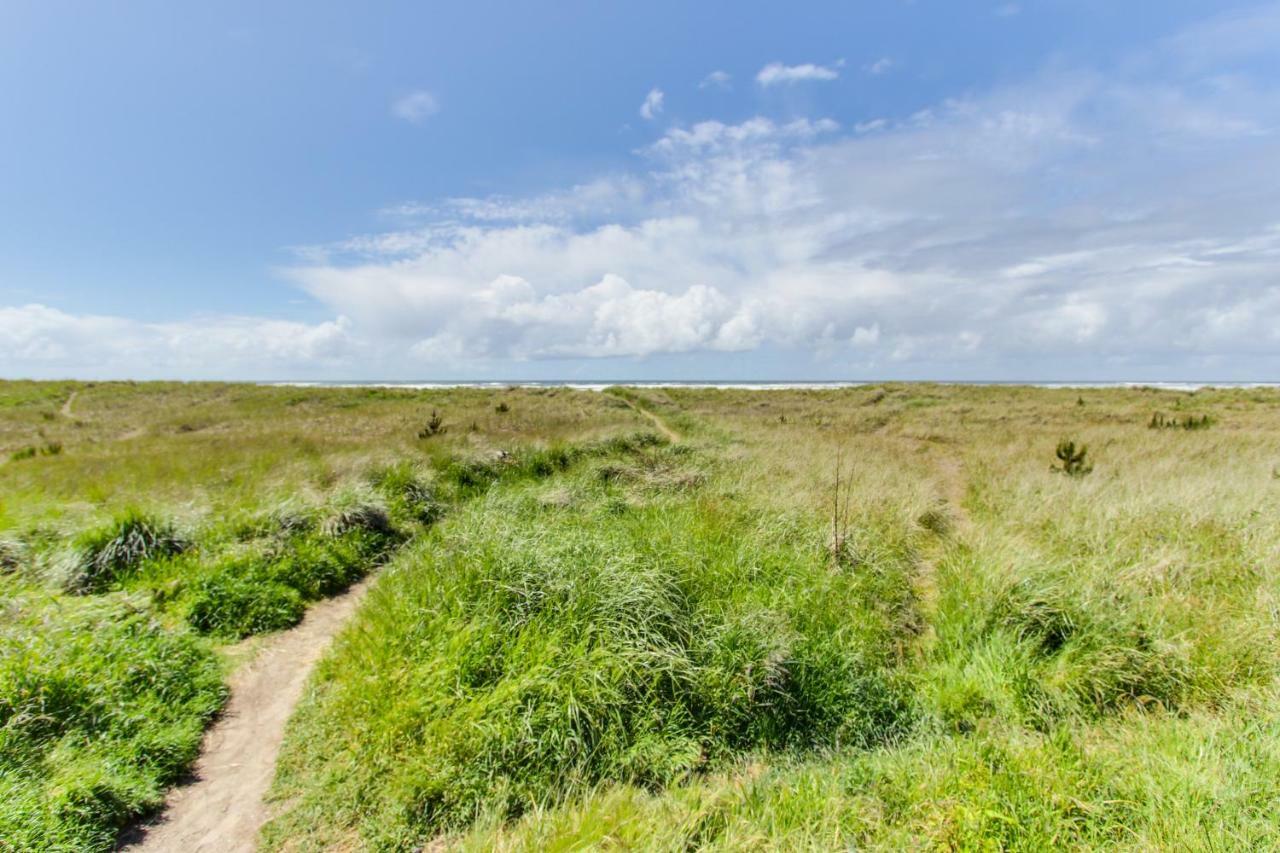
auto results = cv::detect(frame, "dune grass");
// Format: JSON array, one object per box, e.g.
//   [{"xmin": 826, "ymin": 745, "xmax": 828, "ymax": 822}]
[
  {"xmin": 3, "ymin": 380, "xmax": 1280, "ymax": 849},
  {"xmin": 263, "ymin": 438, "xmax": 919, "ymax": 849},
  {"xmin": 0, "ymin": 381, "xmax": 634, "ymax": 850},
  {"xmin": 262, "ymin": 383, "xmax": 1280, "ymax": 850},
  {"xmin": 0, "ymin": 583, "xmax": 226, "ymax": 851}
]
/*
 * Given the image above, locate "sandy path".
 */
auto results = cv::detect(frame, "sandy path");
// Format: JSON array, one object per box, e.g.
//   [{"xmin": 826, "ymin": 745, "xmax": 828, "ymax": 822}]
[
  {"xmin": 60, "ymin": 390, "xmax": 77, "ymax": 418},
  {"xmin": 610, "ymin": 392, "xmax": 681, "ymax": 443},
  {"xmin": 119, "ymin": 576, "xmax": 375, "ymax": 853}
]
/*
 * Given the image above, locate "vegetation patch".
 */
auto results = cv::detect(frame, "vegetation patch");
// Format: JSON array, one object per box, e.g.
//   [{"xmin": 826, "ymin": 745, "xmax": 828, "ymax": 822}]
[
  {"xmin": 62, "ymin": 511, "xmax": 188, "ymax": 594},
  {"xmin": 263, "ymin": 442, "xmax": 917, "ymax": 848},
  {"xmin": 1149, "ymin": 411, "xmax": 1213, "ymax": 430},
  {"xmin": 0, "ymin": 591, "xmax": 224, "ymax": 851}
]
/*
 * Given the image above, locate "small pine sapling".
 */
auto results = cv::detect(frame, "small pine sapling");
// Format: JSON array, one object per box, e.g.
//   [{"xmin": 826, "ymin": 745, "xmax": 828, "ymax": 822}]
[
  {"xmin": 1052, "ymin": 439, "xmax": 1093, "ymax": 478},
  {"xmin": 418, "ymin": 410, "xmax": 447, "ymax": 439}
]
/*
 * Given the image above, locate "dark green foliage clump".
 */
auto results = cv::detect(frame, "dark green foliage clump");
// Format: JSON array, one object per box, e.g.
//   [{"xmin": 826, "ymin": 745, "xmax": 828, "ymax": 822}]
[
  {"xmin": 1052, "ymin": 440, "xmax": 1092, "ymax": 478},
  {"xmin": 1148, "ymin": 412, "xmax": 1213, "ymax": 431},
  {"xmin": 64, "ymin": 511, "xmax": 187, "ymax": 594},
  {"xmin": 7, "ymin": 441, "xmax": 62, "ymax": 462},
  {"xmin": 0, "ymin": 600, "xmax": 224, "ymax": 851},
  {"xmin": 417, "ymin": 410, "xmax": 446, "ymax": 438}
]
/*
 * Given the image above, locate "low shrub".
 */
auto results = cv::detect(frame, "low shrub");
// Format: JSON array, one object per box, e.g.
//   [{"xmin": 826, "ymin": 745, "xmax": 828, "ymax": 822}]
[
  {"xmin": 417, "ymin": 410, "xmax": 446, "ymax": 438},
  {"xmin": 1051, "ymin": 440, "xmax": 1092, "ymax": 478},
  {"xmin": 1148, "ymin": 412, "xmax": 1213, "ymax": 430}
]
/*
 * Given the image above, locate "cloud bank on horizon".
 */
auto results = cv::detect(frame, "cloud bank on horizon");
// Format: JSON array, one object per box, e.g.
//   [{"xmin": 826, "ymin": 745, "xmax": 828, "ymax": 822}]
[{"xmin": 4, "ymin": 3, "xmax": 1280, "ymax": 380}]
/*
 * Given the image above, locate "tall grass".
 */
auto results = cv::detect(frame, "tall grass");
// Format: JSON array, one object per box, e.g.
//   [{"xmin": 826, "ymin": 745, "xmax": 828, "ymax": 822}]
[
  {"xmin": 263, "ymin": 442, "xmax": 918, "ymax": 849},
  {"xmin": 0, "ymin": 587, "xmax": 225, "ymax": 851},
  {"xmin": 4, "ymin": 381, "xmax": 1280, "ymax": 849}
]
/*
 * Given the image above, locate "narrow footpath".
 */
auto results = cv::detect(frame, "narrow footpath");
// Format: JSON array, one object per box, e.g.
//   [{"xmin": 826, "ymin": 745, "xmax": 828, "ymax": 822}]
[{"xmin": 118, "ymin": 576, "xmax": 375, "ymax": 852}]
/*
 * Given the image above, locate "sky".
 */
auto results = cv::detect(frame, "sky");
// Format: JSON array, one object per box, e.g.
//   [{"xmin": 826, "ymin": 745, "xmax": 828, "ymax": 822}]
[{"xmin": 3, "ymin": 1, "xmax": 1280, "ymax": 381}]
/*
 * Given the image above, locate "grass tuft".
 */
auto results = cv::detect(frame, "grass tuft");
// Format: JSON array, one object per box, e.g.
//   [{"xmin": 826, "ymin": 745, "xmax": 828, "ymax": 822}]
[{"xmin": 62, "ymin": 511, "xmax": 187, "ymax": 594}]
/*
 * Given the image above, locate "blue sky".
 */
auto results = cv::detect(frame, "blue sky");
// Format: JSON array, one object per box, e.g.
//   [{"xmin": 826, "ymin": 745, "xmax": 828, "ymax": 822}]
[{"xmin": 3, "ymin": 1, "xmax": 1279, "ymax": 380}]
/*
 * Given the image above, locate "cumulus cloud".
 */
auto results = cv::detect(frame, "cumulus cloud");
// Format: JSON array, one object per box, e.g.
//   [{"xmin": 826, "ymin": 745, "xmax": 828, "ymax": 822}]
[
  {"xmin": 639, "ymin": 88, "xmax": 664, "ymax": 120},
  {"xmin": 12, "ymin": 5, "xmax": 1280, "ymax": 380},
  {"xmin": 756, "ymin": 61, "xmax": 841, "ymax": 86},
  {"xmin": 281, "ymin": 9, "xmax": 1280, "ymax": 379},
  {"xmin": 391, "ymin": 90, "xmax": 439, "ymax": 123}
]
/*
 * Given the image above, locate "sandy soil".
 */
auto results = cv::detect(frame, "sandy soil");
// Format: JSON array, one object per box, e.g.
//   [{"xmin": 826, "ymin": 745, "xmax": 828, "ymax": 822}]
[{"xmin": 119, "ymin": 576, "xmax": 375, "ymax": 853}]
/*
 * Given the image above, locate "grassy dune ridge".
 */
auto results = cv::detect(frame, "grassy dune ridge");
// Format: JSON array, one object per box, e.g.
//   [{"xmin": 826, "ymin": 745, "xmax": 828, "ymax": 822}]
[{"xmin": 1, "ymin": 381, "xmax": 1279, "ymax": 849}]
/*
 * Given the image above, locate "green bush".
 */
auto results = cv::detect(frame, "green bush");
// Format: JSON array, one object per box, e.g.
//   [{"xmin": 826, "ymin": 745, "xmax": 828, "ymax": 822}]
[
  {"xmin": 1051, "ymin": 440, "xmax": 1092, "ymax": 478},
  {"xmin": 1148, "ymin": 412, "xmax": 1213, "ymax": 430}
]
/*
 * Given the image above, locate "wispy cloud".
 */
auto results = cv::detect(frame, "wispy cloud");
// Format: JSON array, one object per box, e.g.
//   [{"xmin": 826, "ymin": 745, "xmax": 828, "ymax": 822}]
[
  {"xmin": 639, "ymin": 88, "xmax": 665, "ymax": 120},
  {"xmin": 867, "ymin": 57, "xmax": 894, "ymax": 76},
  {"xmin": 391, "ymin": 90, "xmax": 439, "ymax": 123},
  {"xmin": 755, "ymin": 61, "xmax": 841, "ymax": 86},
  {"xmin": 699, "ymin": 70, "xmax": 732, "ymax": 90},
  {"xmin": 0, "ymin": 305, "xmax": 353, "ymax": 379}
]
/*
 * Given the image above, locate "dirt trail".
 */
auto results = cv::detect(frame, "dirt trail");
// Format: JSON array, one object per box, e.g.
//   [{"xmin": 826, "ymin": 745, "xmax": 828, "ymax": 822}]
[
  {"xmin": 119, "ymin": 576, "xmax": 375, "ymax": 853},
  {"xmin": 912, "ymin": 449, "xmax": 973, "ymax": 620},
  {"xmin": 610, "ymin": 392, "xmax": 681, "ymax": 443},
  {"xmin": 933, "ymin": 453, "xmax": 972, "ymax": 532},
  {"xmin": 60, "ymin": 390, "xmax": 78, "ymax": 418}
]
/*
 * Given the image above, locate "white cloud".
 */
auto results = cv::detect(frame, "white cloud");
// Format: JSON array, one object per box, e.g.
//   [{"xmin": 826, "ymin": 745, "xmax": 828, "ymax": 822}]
[
  {"xmin": 639, "ymin": 88, "xmax": 664, "ymax": 120},
  {"xmin": 699, "ymin": 70, "xmax": 732, "ymax": 90},
  {"xmin": 867, "ymin": 57, "xmax": 894, "ymax": 76},
  {"xmin": 12, "ymin": 6, "xmax": 1280, "ymax": 380},
  {"xmin": 282, "ymin": 19, "xmax": 1280, "ymax": 378},
  {"xmin": 851, "ymin": 324, "xmax": 881, "ymax": 347},
  {"xmin": 0, "ymin": 305, "xmax": 353, "ymax": 379},
  {"xmin": 391, "ymin": 90, "xmax": 439, "ymax": 123},
  {"xmin": 756, "ymin": 61, "xmax": 841, "ymax": 86}
]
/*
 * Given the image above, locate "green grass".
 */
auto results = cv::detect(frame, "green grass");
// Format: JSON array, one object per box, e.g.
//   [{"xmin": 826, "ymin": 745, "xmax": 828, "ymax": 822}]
[
  {"xmin": 0, "ymin": 381, "xmax": 635, "ymax": 850},
  {"xmin": 263, "ymin": 440, "xmax": 918, "ymax": 849},
  {"xmin": 3, "ymin": 380, "xmax": 1280, "ymax": 850},
  {"xmin": 0, "ymin": 585, "xmax": 225, "ymax": 851}
]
